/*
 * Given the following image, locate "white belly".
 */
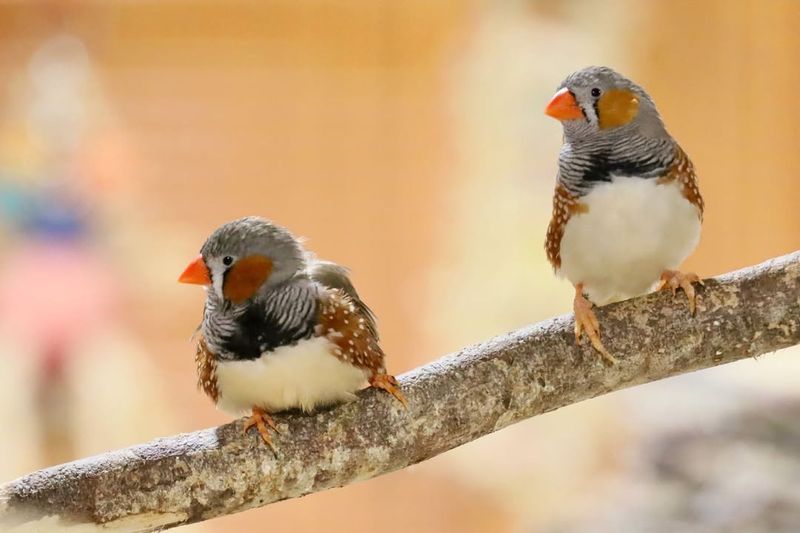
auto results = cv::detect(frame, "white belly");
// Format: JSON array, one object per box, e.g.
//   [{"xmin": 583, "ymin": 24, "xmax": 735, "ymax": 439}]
[
  {"xmin": 559, "ymin": 177, "xmax": 701, "ymax": 305},
  {"xmin": 214, "ymin": 336, "xmax": 369, "ymax": 415}
]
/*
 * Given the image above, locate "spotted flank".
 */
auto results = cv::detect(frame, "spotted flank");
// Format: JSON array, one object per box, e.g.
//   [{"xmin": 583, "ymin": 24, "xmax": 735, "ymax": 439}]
[
  {"xmin": 657, "ymin": 146, "xmax": 704, "ymax": 219},
  {"xmin": 195, "ymin": 333, "xmax": 219, "ymax": 403},
  {"xmin": 545, "ymin": 183, "xmax": 589, "ymax": 270},
  {"xmin": 316, "ymin": 288, "xmax": 385, "ymax": 374}
]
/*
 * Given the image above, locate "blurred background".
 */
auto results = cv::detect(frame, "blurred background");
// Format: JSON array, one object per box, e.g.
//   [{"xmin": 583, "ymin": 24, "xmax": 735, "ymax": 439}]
[{"xmin": 0, "ymin": 1, "xmax": 799, "ymax": 531}]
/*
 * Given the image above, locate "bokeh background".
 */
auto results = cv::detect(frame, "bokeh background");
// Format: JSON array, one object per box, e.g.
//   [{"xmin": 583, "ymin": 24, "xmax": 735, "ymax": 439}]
[{"xmin": 1, "ymin": 1, "xmax": 799, "ymax": 532}]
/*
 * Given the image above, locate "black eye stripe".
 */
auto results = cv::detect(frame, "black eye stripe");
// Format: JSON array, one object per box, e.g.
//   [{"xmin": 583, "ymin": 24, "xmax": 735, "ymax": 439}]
[{"xmin": 567, "ymin": 89, "xmax": 588, "ymax": 120}]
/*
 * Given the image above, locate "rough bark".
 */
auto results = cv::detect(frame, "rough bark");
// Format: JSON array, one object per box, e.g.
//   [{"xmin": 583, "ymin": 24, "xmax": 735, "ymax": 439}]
[{"xmin": 1, "ymin": 252, "xmax": 799, "ymax": 532}]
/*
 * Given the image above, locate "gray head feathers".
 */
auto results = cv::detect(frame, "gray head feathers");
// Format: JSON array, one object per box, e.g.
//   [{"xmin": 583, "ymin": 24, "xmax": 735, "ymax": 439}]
[
  {"xmin": 550, "ymin": 67, "xmax": 680, "ymax": 196},
  {"xmin": 201, "ymin": 216, "xmax": 307, "ymax": 290},
  {"xmin": 556, "ymin": 66, "xmax": 669, "ymax": 142}
]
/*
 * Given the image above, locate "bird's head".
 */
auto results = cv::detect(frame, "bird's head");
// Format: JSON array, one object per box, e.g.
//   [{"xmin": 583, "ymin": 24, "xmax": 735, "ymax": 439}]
[
  {"xmin": 178, "ymin": 216, "xmax": 306, "ymax": 304},
  {"xmin": 545, "ymin": 66, "xmax": 668, "ymax": 142}
]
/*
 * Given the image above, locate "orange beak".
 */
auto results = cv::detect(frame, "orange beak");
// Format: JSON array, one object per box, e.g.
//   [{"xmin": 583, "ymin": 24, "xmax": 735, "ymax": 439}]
[
  {"xmin": 545, "ymin": 88, "xmax": 584, "ymax": 121},
  {"xmin": 178, "ymin": 254, "xmax": 211, "ymax": 285}
]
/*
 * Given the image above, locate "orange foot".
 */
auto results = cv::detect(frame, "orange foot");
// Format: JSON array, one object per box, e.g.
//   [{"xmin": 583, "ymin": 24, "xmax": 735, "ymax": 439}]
[
  {"xmin": 659, "ymin": 270, "xmax": 704, "ymax": 315},
  {"xmin": 369, "ymin": 373, "xmax": 408, "ymax": 408},
  {"xmin": 243, "ymin": 406, "xmax": 280, "ymax": 452},
  {"xmin": 574, "ymin": 283, "xmax": 617, "ymax": 365}
]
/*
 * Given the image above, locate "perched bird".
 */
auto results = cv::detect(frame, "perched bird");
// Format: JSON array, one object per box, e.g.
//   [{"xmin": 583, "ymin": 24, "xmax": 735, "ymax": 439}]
[
  {"xmin": 179, "ymin": 216, "xmax": 406, "ymax": 449},
  {"xmin": 543, "ymin": 66, "xmax": 704, "ymax": 363}
]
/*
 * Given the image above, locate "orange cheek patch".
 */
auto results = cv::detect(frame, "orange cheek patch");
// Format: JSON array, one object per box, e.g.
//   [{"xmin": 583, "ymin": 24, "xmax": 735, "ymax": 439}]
[
  {"xmin": 598, "ymin": 89, "xmax": 639, "ymax": 129},
  {"xmin": 223, "ymin": 255, "xmax": 273, "ymax": 303}
]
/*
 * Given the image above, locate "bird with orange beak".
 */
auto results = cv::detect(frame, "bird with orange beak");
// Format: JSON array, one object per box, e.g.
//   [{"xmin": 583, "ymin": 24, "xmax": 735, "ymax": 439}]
[
  {"xmin": 179, "ymin": 216, "xmax": 406, "ymax": 449},
  {"xmin": 543, "ymin": 66, "xmax": 704, "ymax": 364}
]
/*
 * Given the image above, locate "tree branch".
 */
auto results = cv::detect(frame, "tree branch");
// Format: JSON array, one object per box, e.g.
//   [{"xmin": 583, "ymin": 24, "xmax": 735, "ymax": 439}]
[{"xmin": 2, "ymin": 252, "xmax": 799, "ymax": 532}]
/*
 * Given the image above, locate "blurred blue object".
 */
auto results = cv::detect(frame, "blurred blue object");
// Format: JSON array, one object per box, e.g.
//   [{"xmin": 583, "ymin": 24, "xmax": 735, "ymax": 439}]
[
  {"xmin": 0, "ymin": 179, "xmax": 88, "ymax": 240},
  {"xmin": 0, "ymin": 181, "xmax": 32, "ymax": 224},
  {"xmin": 27, "ymin": 195, "xmax": 87, "ymax": 240}
]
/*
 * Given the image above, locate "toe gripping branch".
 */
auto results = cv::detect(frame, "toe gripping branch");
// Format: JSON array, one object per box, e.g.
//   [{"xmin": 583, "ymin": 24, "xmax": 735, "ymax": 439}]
[
  {"xmin": 244, "ymin": 407, "xmax": 280, "ymax": 452},
  {"xmin": 659, "ymin": 270, "xmax": 703, "ymax": 315},
  {"xmin": 573, "ymin": 284, "xmax": 617, "ymax": 365}
]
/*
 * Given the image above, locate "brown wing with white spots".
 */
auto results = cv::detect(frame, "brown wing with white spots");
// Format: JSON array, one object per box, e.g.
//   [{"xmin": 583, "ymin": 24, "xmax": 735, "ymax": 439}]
[
  {"xmin": 307, "ymin": 259, "xmax": 379, "ymax": 340},
  {"xmin": 195, "ymin": 333, "xmax": 219, "ymax": 403},
  {"xmin": 545, "ymin": 182, "xmax": 589, "ymax": 270},
  {"xmin": 316, "ymin": 288, "xmax": 385, "ymax": 375},
  {"xmin": 657, "ymin": 146, "xmax": 704, "ymax": 219}
]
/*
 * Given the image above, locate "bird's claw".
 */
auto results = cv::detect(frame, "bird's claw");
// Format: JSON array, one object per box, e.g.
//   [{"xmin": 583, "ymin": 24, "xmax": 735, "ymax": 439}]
[
  {"xmin": 659, "ymin": 270, "xmax": 703, "ymax": 315},
  {"xmin": 370, "ymin": 373, "xmax": 408, "ymax": 408},
  {"xmin": 574, "ymin": 288, "xmax": 617, "ymax": 365},
  {"xmin": 243, "ymin": 407, "xmax": 279, "ymax": 452}
]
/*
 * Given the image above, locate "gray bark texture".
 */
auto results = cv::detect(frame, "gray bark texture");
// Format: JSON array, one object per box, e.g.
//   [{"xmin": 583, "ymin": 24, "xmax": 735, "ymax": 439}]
[{"xmin": 1, "ymin": 252, "xmax": 799, "ymax": 532}]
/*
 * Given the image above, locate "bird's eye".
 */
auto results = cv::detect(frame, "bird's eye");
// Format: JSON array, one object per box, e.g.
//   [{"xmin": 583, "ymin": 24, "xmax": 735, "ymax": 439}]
[
  {"xmin": 222, "ymin": 256, "xmax": 234, "ymax": 266},
  {"xmin": 590, "ymin": 87, "xmax": 602, "ymax": 98}
]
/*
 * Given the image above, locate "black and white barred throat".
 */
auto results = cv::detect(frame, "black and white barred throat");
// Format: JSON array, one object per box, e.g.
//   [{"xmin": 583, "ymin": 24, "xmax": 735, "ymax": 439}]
[
  {"xmin": 558, "ymin": 133, "xmax": 677, "ymax": 197},
  {"xmin": 201, "ymin": 277, "xmax": 321, "ymax": 361}
]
